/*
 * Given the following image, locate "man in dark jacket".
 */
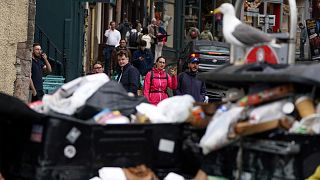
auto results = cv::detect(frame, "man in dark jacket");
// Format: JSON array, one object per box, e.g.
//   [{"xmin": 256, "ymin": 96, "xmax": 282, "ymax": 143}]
[
  {"xmin": 176, "ymin": 57, "xmax": 206, "ymax": 102},
  {"xmin": 299, "ymin": 22, "xmax": 307, "ymax": 60},
  {"xmin": 132, "ymin": 40, "xmax": 154, "ymax": 76},
  {"xmin": 118, "ymin": 18, "xmax": 131, "ymax": 39},
  {"xmin": 111, "ymin": 39, "xmax": 132, "ymax": 74},
  {"xmin": 116, "ymin": 50, "xmax": 140, "ymax": 96}
]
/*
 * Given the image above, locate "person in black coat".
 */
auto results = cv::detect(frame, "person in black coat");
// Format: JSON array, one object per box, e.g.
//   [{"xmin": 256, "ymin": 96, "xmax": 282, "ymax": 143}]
[
  {"xmin": 132, "ymin": 40, "xmax": 154, "ymax": 76},
  {"xmin": 176, "ymin": 57, "xmax": 206, "ymax": 102},
  {"xmin": 116, "ymin": 50, "xmax": 140, "ymax": 96}
]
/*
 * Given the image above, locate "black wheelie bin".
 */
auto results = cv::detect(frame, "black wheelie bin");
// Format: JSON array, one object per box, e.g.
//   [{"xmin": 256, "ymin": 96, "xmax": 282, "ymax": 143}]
[{"xmin": 197, "ymin": 63, "xmax": 320, "ymax": 180}]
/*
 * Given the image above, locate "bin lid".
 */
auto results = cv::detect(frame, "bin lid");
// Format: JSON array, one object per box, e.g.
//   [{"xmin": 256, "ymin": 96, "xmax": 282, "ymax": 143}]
[{"xmin": 198, "ymin": 63, "xmax": 320, "ymax": 87}]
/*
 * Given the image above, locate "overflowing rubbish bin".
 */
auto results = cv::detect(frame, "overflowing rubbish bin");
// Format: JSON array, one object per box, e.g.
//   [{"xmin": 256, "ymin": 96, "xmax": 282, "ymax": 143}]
[
  {"xmin": 1, "ymin": 113, "xmax": 186, "ymax": 179},
  {"xmin": 197, "ymin": 63, "xmax": 320, "ymax": 180},
  {"xmin": 5, "ymin": 63, "xmax": 320, "ymax": 180},
  {"xmin": 0, "ymin": 73, "xmax": 206, "ymax": 180}
]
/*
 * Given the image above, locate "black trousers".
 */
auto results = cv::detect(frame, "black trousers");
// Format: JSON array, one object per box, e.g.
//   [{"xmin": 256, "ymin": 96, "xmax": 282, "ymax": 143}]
[{"xmin": 31, "ymin": 90, "xmax": 44, "ymax": 102}]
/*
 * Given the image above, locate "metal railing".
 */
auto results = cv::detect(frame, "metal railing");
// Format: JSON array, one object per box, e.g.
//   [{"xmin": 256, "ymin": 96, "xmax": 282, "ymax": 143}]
[{"xmin": 34, "ymin": 25, "xmax": 66, "ymax": 76}]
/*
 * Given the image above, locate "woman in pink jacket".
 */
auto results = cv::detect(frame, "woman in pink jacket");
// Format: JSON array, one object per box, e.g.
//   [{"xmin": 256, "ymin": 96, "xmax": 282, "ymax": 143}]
[{"xmin": 143, "ymin": 56, "xmax": 177, "ymax": 105}]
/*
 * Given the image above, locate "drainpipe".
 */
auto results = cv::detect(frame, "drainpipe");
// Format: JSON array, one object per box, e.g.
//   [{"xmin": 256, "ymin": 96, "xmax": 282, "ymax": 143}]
[{"xmin": 288, "ymin": 0, "xmax": 297, "ymax": 64}]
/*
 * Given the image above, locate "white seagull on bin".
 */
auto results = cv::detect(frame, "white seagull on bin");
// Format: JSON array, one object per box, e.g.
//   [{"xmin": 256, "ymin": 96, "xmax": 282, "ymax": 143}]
[{"xmin": 214, "ymin": 3, "xmax": 277, "ymax": 48}]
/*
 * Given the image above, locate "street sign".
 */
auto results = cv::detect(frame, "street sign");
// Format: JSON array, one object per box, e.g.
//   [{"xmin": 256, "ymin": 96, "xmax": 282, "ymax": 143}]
[
  {"xmin": 268, "ymin": 15, "xmax": 275, "ymax": 26},
  {"xmin": 258, "ymin": 14, "xmax": 276, "ymax": 26},
  {"xmin": 258, "ymin": 14, "xmax": 265, "ymax": 25}
]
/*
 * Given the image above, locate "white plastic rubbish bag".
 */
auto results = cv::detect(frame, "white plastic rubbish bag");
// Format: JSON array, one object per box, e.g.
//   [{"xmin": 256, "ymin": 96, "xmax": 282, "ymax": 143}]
[
  {"xmin": 157, "ymin": 95, "xmax": 195, "ymax": 123},
  {"xmin": 136, "ymin": 103, "xmax": 168, "ymax": 123},
  {"xmin": 136, "ymin": 95, "xmax": 195, "ymax": 123},
  {"xmin": 98, "ymin": 167, "xmax": 127, "ymax": 180},
  {"xmin": 200, "ymin": 106, "xmax": 244, "ymax": 154},
  {"xmin": 249, "ymin": 100, "xmax": 287, "ymax": 124},
  {"xmin": 42, "ymin": 73, "xmax": 109, "ymax": 115},
  {"xmin": 89, "ymin": 177, "xmax": 102, "ymax": 180},
  {"xmin": 164, "ymin": 172, "xmax": 185, "ymax": 180}
]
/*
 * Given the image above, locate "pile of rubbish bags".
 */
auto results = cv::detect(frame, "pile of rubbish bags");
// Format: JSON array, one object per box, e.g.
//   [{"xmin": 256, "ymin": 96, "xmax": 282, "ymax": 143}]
[
  {"xmin": 30, "ymin": 67, "xmax": 320, "ymax": 156},
  {"xmin": 29, "ymin": 73, "xmax": 206, "ymax": 125},
  {"xmin": 0, "ymin": 73, "xmax": 217, "ymax": 180},
  {"xmin": 200, "ymin": 82, "xmax": 320, "ymax": 154},
  {"xmin": 4, "ymin": 63, "xmax": 320, "ymax": 179},
  {"xmin": 190, "ymin": 63, "xmax": 320, "ymax": 180}
]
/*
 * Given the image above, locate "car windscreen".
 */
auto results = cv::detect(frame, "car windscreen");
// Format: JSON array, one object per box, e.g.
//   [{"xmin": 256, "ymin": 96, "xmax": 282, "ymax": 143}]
[{"xmin": 197, "ymin": 45, "xmax": 230, "ymax": 54}]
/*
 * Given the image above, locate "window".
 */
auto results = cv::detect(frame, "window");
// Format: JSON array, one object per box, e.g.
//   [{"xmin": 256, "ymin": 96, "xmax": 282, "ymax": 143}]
[{"xmin": 184, "ymin": 3, "xmax": 200, "ymax": 42}]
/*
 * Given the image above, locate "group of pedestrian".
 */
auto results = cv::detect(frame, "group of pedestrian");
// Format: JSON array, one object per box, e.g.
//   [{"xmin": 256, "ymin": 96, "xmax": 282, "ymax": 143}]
[
  {"xmin": 187, "ymin": 24, "xmax": 219, "ymax": 42},
  {"xmin": 92, "ymin": 49, "xmax": 206, "ymax": 105},
  {"xmin": 87, "ymin": 19, "xmax": 207, "ymax": 105},
  {"xmin": 142, "ymin": 56, "xmax": 206, "ymax": 105},
  {"xmin": 29, "ymin": 19, "xmax": 207, "ymax": 105}
]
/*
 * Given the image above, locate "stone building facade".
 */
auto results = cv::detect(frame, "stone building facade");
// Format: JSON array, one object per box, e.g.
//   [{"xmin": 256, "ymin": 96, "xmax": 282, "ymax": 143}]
[{"xmin": 0, "ymin": 0, "xmax": 36, "ymax": 102}]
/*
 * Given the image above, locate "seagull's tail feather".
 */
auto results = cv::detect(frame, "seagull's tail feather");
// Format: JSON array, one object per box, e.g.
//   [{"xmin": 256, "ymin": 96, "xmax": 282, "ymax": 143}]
[{"xmin": 269, "ymin": 39, "xmax": 281, "ymax": 48}]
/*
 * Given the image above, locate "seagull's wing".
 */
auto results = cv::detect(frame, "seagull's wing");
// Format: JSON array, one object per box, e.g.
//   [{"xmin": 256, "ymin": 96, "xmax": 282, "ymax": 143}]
[{"xmin": 232, "ymin": 23, "xmax": 273, "ymax": 46}]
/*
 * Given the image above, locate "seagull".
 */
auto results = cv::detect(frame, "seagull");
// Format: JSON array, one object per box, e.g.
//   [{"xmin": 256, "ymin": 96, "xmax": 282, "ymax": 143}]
[{"xmin": 214, "ymin": 3, "xmax": 276, "ymax": 48}]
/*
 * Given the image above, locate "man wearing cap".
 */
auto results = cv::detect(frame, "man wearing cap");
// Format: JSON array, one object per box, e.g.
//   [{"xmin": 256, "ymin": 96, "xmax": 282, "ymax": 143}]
[{"xmin": 176, "ymin": 57, "xmax": 206, "ymax": 102}]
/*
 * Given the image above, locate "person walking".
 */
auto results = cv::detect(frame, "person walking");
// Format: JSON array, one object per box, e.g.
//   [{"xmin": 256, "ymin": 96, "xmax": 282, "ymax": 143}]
[
  {"xmin": 132, "ymin": 40, "xmax": 154, "ymax": 76},
  {"xmin": 154, "ymin": 24, "xmax": 167, "ymax": 62},
  {"xmin": 30, "ymin": 43, "xmax": 52, "ymax": 102},
  {"xmin": 104, "ymin": 21, "xmax": 121, "ymax": 75},
  {"xmin": 111, "ymin": 39, "xmax": 132, "ymax": 74},
  {"xmin": 143, "ymin": 56, "xmax": 177, "ymax": 105},
  {"xmin": 148, "ymin": 18, "xmax": 159, "ymax": 57},
  {"xmin": 175, "ymin": 57, "xmax": 206, "ymax": 102},
  {"xmin": 118, "ymin": 18, "xmax": 131, "ymax": 39},
  {"xmin": 136, "ymin": 20, "xmax": 142, "ymax": 34},
  {"xmin": 116, "ymin": 50, "xmax": 140, "ymax": 96},
  {"xmin": 299, "ymin": 22, "xmax": 307, "ymax": 60},
  {"xmin": 187, "ymin": 24, "xmax": 200, "ymax": 41},
  {"xmin": 126, "ymin": 22, "xmax": 139, "ymax": 48},
  {"xmin": 200, "ymin": 26, "xmax": 214, "ymax": 41},
  {"xmin": 140, "ymin": 27, "xmax": 152, "ymax": 50}
]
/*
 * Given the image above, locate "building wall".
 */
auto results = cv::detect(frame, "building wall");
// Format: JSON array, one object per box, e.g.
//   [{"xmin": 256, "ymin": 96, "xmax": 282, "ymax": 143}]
[{"xmin": 0, "ymin": 0, "xmax": 29, "ymax": 96}]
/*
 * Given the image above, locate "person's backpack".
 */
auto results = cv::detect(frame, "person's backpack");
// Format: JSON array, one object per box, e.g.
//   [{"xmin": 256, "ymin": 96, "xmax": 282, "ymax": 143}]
[
  {"xmin": 149, "ymin": 70, "xmax": 168, "ymax": 95},
  {"xmin": 129, "ymin": 30, "xmax": 139, "ymax": 47}
]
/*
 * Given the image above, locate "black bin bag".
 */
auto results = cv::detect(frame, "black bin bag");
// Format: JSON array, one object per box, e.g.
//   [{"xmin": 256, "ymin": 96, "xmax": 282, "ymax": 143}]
[
  {"xmin": 0, "ymin": 93, "xmax": 45, "ymax": 179},
  {"xmin": 75, "ymin": 80, "xmax": 147, "ymax": 120}
]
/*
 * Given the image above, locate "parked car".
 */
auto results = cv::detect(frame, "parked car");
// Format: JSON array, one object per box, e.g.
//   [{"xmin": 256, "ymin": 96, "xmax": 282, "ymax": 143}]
[{"xmin": 178, "ymin": 40, "xmax": 230, "ymax": 73}]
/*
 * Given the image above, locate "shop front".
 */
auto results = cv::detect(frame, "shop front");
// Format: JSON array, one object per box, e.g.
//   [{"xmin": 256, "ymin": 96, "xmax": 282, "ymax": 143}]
[{"xmin": 242, "ymin": 0, "xmax": 284, "ymax": 33}]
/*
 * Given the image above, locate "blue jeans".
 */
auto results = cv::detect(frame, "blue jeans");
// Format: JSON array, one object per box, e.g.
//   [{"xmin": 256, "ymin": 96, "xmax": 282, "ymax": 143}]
[{"xmin": 103, "ymin": 45, "xmax": 115, "ymax": 74}]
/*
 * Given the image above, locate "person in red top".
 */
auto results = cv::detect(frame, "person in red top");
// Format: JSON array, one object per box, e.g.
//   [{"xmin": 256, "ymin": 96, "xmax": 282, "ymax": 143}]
[{"xmin": 143, "ymin": 56, "xmax": 177, "ymax": 105}]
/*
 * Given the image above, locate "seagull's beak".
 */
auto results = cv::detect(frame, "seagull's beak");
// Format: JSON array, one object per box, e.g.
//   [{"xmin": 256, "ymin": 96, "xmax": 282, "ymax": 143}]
[{"xmin": 213, "ymin": 8, "xmax": 221, "ymax": 14}]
